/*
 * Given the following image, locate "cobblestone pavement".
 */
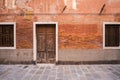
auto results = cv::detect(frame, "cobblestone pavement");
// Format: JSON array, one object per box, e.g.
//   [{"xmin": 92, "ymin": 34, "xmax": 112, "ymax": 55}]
[{"xmin": 0, "ymin": 64, "xmax": 120, "ymax": 80}]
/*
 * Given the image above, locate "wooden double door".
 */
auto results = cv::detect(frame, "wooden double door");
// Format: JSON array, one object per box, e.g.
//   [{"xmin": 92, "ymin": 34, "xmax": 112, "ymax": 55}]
[{"xmin": 36, "ymin": 24, "xmax": 56, "ymax": 63}]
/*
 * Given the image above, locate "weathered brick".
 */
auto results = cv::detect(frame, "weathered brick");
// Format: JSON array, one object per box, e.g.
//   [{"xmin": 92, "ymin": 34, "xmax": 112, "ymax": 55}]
[
  {"xmin": 0, "ymin": 0, "xmax": 119, "ymax": 49},
  {"xmin": 59, "ymin": 24, "xmax": 102, "ymax": 49}
]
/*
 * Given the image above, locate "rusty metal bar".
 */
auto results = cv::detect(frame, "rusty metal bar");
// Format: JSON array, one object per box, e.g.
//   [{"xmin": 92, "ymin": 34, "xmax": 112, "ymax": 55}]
[
  {"xmin": 99, "ymin": 4, "xmax": 106, "ymax": 15},
  {"xmin": 62, "ymin": 5, "xmax": 67, "ymax": 13}
]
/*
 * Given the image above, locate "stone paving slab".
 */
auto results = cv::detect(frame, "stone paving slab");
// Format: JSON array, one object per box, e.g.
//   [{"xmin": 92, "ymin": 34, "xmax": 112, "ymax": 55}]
[{"xmin": 0, "ymin": 64, "xmax": 120, "ymax": 80}]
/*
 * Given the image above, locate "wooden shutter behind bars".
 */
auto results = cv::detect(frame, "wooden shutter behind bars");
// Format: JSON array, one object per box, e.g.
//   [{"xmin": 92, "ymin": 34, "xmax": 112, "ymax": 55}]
[
  {"xmin": 0, "ymin": 25, "xmax": 14, "ymax": 47},
  {"xmin": 105, "ymin": 25, "xmax": 119, "ymax": 47}
]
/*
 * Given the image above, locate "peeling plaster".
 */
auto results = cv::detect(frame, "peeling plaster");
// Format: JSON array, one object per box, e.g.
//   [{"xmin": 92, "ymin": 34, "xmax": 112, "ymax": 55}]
[
  {"xmin": 64, "ymin": 0, "xmax": 68, "ymax": 5},
  {"xmin": 5, "ymin": 0, "xmax": 7, "ymax": 7},
  {"xmin": 16, "ymin": 0, "xmax": 33, "ymax": 11},
  {"xmin": 72, "ymin": 0, "xmax": 77, "ymax": 9},
  {"xmin": 5, "ymin": 0, "xmax": 16, "ymax": 9},
  {"xmin": 108, "ymin": 0, "xmax": 120, "ymax": 4},
  {"xmin": 50, "ymin": 4, "xmax": 57, "ymax": 13}
]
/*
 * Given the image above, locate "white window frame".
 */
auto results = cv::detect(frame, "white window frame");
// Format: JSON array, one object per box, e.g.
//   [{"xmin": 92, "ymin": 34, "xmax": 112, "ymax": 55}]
[
  {"xmin": 0, "ymin": 22, "xmax": 16, "ymax": 49},
  {"xmin": 33, "ymin": 22, "xmax": 58, "ymax": 63},
  {"xmin": 103, "ymin": 22, "xmax": 120, "ymax": 49}
]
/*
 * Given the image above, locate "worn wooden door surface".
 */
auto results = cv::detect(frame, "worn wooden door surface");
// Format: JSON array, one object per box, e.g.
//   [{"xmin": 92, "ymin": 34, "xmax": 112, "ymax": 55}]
[{"xmin": 36, "ymin": 24, "xmax": 56, "ymax": 63}]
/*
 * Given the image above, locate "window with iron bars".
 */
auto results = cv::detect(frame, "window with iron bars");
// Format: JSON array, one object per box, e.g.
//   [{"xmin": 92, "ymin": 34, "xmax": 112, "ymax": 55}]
[
  {"xmin": 0, "ymin": 25, "xmax": 14, "ymax": 47},
  {"xmin": 103, "ymin": 22, "xmax": 120, "ymax": 49}
]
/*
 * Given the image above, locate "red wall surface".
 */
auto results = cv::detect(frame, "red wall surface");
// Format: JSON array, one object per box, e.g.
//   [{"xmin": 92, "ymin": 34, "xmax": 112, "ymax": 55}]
[
  {"xmin": 0, "ymin": 0, "xmax": 120, "ymax": 49},
  {"xmin": 59, "ymin": 24, "xmax": 102, "ymax": 49}
]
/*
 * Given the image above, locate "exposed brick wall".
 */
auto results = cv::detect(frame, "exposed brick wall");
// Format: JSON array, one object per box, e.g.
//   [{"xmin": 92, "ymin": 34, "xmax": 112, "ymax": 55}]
[
  {"xmin": 16, "ymin": 17, "xmax": 33, "ymax": 49},
  {"xmin": 0, "ymin": 14, "xmax": 119, "ymax": 49},
  {"xmin": 0, "ymin": 0, "xmax": 120, "ymax": 49},
  {"xmin": 59, "ymin": 24, "xmax": 102, "ymax": 49}
]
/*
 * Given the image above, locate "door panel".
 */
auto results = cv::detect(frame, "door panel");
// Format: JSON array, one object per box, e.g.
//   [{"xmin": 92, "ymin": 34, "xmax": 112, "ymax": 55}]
[
  {"xmin": 47, "ymin": 34, "xmax": 55, "ymax": 51},
  {"xmin": 37, "ymin": 34, "xmax": 46, "ymax": 51},
  {"xmin": 36, "ymin": 24, "xmax": 56, "ymax": 63}
]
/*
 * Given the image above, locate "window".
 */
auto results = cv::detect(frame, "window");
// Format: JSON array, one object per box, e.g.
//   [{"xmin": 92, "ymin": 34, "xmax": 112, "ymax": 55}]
[
  {"xmin": 0, "ymin": 22, "xmax": 16, "ymax": 49},
  {"xmin": 103, "ymin": 22, "xmax": 120, "ymax": 49}
]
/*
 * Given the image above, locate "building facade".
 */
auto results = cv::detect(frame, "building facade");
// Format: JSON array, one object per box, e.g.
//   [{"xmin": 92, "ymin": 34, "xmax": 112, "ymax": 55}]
[{"xmin": 0, "ymin": 0, "xmax": 120, "ymax": 64}]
